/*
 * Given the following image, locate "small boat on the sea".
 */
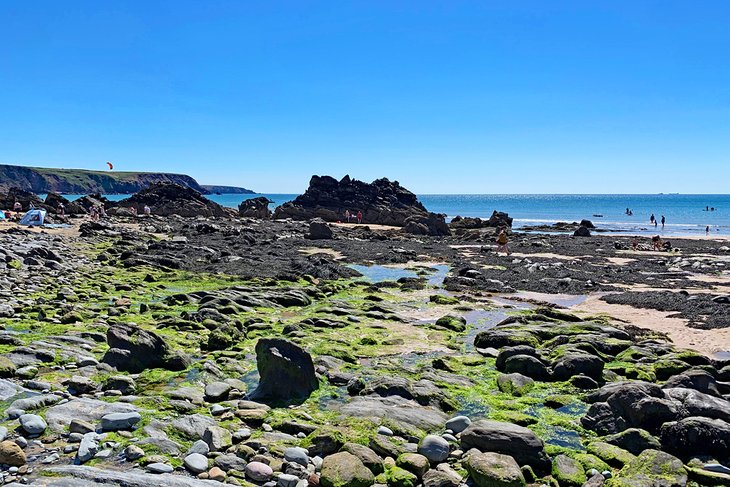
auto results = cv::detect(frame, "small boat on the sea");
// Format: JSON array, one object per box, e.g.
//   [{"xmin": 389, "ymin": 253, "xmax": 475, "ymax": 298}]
[{"xmin": 593, "ymin": 214, "xmax": 604, "ymax": 218}]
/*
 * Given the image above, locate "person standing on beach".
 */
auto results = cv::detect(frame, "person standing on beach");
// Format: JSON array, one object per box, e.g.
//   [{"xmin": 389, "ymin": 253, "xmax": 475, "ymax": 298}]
[
  {"xmin": 144, "ymin": 205, "xmax": 151, "ymax": 216},
  {"xmin": 496, "ymin": 228, "xmax": 511, "ymax": 255},
  {"xmin": 706, "ymin": 225, "xmax": 710, "ymax": 236},
  {"xmin": 650, "ymin": 214, "xmax": 655, "ymax": 224},
  {"xmin": 356, "ymin": 210, "xmax": 363, "ymax": 224},
  {"xmin": 661, "ymin": 215, "xmax": 665, "ymax": 228},
  {"xmin": 345, "ymin": 209, "xmax": 351, "ymax": 223}
]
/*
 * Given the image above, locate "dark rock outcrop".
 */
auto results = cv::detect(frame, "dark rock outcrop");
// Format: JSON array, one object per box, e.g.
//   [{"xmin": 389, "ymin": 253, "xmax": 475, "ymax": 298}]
[
  {"xmin": 44, "ymin": 192, "xmax": 87, "ymax": 215},
  {"xmin": 238, "ymin": 197, "xmax": 272, "ymax": 219},
  {"xmin": 113, "ymin": 183, "xmax": 234, "ymax": 218},
  {"xmin": 272, "ymin": 175, "xmax": 450, "ymax": 236},
  {"xmin": 101, "ymin": 323, "xmax": 191, "ymax": 373},
  {"xmin": 307, "ymin": 219, "xmax": 334, "ymax": 240},
  {"xmin": 249, "ymin": 338, "xmax": 318, "ymax": 403},
  {"xmin": 0, "ymin": 187, "xmax": 44, "ymax": 211},
  {"xmin": 573, "ymin": 226, "xmax": 592, "ymax": 237},
  {"xmin": 450, "ymin": 211, "xmax": 513, "ymax": 230},
  {"xmin": 75, "ymin": 193, "xmax": 110, "ymax": 212}
]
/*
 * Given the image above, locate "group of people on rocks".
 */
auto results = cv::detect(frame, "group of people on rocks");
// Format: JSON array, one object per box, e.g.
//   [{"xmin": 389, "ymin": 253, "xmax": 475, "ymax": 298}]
[{"xmin": 343, "ymin": 209, "xmax": 363, "ymax": 224}]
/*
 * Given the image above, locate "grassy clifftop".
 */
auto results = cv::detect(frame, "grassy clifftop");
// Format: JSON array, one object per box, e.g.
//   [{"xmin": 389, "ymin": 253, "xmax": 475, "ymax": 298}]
[{"xmin": 0, "ymin": 164, "xmax": 252, "ymax": 194}]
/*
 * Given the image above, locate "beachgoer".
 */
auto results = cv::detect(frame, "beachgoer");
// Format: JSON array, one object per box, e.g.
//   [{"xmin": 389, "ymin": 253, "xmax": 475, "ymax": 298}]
[
  {"xmin": 706, "ymin": 225, "xmax": 710, "ymax": 236},
  {"xmin": 130, "ymin": 207, "xmax": 137, "ymax": 216},
  {"xmin": 99, "ymin": 205, "xmax": 106, "ymax": 218},
  {"xmin": 651, "ymin": 235, "xmax": 662, "ymax": 251},
  {"xmin": 496, "ymin": 228, "xmax": 511, "ymax": 255},
  {"xmin": 144, "ymin": 205, "xmax": 151, "ymax": 216},
  {"xmin": 58, "ymin": 203, "xmax": 65, "ymax": 217},
  {"xmin": 650, "ymin": 214, "xmax": 655, "ymax": 224},
  {"xmin": 356, "ymin": 210, "xmax": 363, "ymax": 224},
  {"xmin": 661, "ymin": 215, "xmax": 665, "ymax": 227},
  {"xmin": 345, "ymin": 209, "xmax": 351, "ymax": 223},
  {"xmin": 626, "ymin": 208, "xmax": 630, "ymax": 215},
  {"xmin": 13, "ymin": 201, "xmax": 21, "ymax": 214}
]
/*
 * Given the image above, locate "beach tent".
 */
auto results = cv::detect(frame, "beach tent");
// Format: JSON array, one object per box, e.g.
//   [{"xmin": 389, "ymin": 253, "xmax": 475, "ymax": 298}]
[
  {"xmin": 0, "ymin": 210, "xmax": 5, "ymax": 220},
  {"xmin": 19, "ymin": 209, "xmax": 46, "ymax": 226}
]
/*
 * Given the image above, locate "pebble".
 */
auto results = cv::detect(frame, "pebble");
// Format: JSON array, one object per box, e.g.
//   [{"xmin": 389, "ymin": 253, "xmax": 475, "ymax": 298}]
[
  {"xmin": 278, "ymin": 473, "xmax": 300, "ymax": 487},
  {"xmin": 377, "ymin": 426, "xmax": 393, "ymax": 436},
  {"xmin": 187, "ymin": 440, "xmax": 210, "ymax": 456},
  {"xmin": 147, "ymin": 462, "xmax": 174, "ymax": 474},
  {"xmin": 41, "ymin": 453, "xmax": 60, "ymax": 464},
  {"xmin": 184, "ymin": 452, "xmax": 209, "ymax": 474},
  {"xmin": 209, "ymin": 466, "xmax": 227, "ymax": 481},
  {"xmin": 284, "ymin": 447, "xmax": 309, "ymax": 467},
  {"xmin": 246, "ymin": 461, "xmax": 274, "ymax": 482},
  {"xmin": 124, "ymin": 445, "xmax": 145, "ymax": 460},
  {"xmin": 418, "ymin": 435, "xmax": 450, "ymax": 463},
  {"xmin": 100, "ymin": 412, "xmax": 141, "ymax": 431},
  {"xmin": 445, "ymin": 415, "xmax": 471, "ymax": 434}
]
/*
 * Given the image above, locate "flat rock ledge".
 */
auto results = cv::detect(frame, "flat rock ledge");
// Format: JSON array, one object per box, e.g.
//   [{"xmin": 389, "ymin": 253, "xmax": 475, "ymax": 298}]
[{"xmin": 11, "ymin": 465, "xmax": 224, "ymax": 486}]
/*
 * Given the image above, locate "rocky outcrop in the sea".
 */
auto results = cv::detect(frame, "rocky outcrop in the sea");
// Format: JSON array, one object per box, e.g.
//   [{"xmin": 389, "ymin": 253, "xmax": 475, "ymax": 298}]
[
  {"xmin": 272, "ymin": 175, "xmax": 450, "ymax": 236},
  {"xmin": 450, "ymin": 211, "xmax": 513, "ymax": 229},
  {"xmin": 112, "ymin": 183, "xmax": 235, "ymax": 218},
  {"xmin": 238, "ymin": 196, "xmax": 272, "ymax": 219}
]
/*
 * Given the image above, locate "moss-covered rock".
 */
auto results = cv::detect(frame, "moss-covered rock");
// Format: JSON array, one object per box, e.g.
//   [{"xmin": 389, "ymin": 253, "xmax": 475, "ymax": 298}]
[
  {"xmin": 384, "ymin": 465, "xmax": 418, "ymax": 487},
  {"xmin": 435, "ymin": 315, "xmax": 466, "ymax": 332},
  {"xmin": 320, "ymin": 451, "xmax": 375, "ymax": 487},
  {"xmin": 430, "ymin": 295, "xmax": 460, "ymax": 305},
  {"xmin": 606, "ymin": 449, "xmax": 687, "ymax": 487},
  {"xmin": 0, "ymin": 357, "xmax": 17, "ymax": 377},
  {"xmin": 573, "ymin": 453, "xmax": 610, "ymax": 474},
  {"xmin": 396, "ymin": 453, "xmax": 429, "ymax": 479},
  {"xmin": 496, "ymin": 373, "xmax": 534, "ymax": 396},
  {"xmin": 551, "ymin": 454, "xmax": 586, "ymax": 487},
  {"xmin": 603, "ymin": 428, "xmax": 661, "ymax": 456},
  {"xmin": 586, "ymin": 442, "xmax": 636, "ymax": 469},
  {"xmin": 465, "ymin": 450, "xmax": 526, "ymax": 487}
]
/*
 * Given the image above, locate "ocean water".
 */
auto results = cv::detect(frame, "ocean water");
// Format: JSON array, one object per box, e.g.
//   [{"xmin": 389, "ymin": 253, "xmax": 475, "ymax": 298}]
[{"xmin": 46, "ymin": 193, "xmax": 729, "ymax": 237}]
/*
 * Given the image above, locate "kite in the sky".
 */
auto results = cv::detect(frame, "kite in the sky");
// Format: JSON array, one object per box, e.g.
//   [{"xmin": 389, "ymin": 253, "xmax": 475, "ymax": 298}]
[{"xmin": 106, "ymin": 162, "xmax": 113, "ymax": 170}]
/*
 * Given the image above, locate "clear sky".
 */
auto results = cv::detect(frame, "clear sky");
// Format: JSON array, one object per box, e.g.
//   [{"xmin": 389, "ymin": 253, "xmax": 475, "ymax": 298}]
[{"xmin": 2, "ymin": 1, "xmax": 729, "ymax": 194}]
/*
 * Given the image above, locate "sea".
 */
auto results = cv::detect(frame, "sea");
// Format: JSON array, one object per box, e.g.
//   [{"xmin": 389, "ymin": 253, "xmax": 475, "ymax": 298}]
[{"xmin": 47, "ymin": 193, "xmax": 730, "ymax": 237}]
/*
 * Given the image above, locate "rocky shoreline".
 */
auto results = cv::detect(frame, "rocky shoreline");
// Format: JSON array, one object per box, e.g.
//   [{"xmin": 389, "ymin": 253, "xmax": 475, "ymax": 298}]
[{"xmin": 0, "ymin": 182, "xmax": 729, "ymax": 487}]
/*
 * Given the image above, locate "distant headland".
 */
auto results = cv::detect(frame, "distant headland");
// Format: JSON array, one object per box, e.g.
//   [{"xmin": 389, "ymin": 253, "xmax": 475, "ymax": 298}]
[{"xmin": 0, "ymin": 163, "xmax": 254, "ymax": 195}]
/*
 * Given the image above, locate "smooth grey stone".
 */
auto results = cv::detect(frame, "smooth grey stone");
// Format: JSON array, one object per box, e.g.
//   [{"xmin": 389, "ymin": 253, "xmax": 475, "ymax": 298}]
[
  {"xmin": 184, "ymin": 452, "xmax": 209, "ymax": 473},
  {"xmin": 19, "ymin": 413, "xmax": 47, "ymax": 435}
]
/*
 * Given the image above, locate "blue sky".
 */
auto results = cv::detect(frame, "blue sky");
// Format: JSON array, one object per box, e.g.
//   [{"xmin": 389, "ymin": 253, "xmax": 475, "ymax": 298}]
[{"xmin": 1, "ymin": 1, "xmax": 729, "ymax": 193}]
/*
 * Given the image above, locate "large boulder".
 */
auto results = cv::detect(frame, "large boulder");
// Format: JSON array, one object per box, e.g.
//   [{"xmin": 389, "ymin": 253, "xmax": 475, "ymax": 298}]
[
  {"xmin": 273, "ymin": 175, "xmax": 450, "ymax": 236},
  {"xmin": 101, "ymin": 323, "xmax": 191, "ymax": 373},
  {"xmin": 320, "ymin": 451, "xmax": 375, "ymax": 487},
  {"xmin": 460, "ymin": 420, "xmax": 551, "ymax": 474},
  {"xmin": 660, "ymin": 416, "xmax": 730, "ymax": 460},
  {"xmin": 249, "ymin": 338, "xmax": 318, "ymax": 402},
  {"xmin": 308, "ymin": 218, "xmax": 334, "ymax": 240},
  {"xmin": 449, "ymin": 211, "xmax": 513, "ymax": 230},
  {"xmin": 238, "ymin": 196, "xmax": 272, "ymax": 219},
  {"xmin": 465, "ymin": 450, "xmax": 525, "ymax": 487},
  {"xmin": 113, "ymin": 183, "xmax": 234, "ymax": 218}
]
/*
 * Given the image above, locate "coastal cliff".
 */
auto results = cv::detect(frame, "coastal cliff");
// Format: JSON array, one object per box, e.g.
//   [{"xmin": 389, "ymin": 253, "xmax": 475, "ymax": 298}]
[{"xmin": 0, "ymin": 163, "xmax": 253, "ymax": 195}]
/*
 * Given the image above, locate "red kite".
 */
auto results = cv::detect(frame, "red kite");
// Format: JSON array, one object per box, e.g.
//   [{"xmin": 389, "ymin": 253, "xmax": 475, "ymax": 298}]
[{"xmin": 106, "ymin": 161, "xmax": 113, "ymax": 170}]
